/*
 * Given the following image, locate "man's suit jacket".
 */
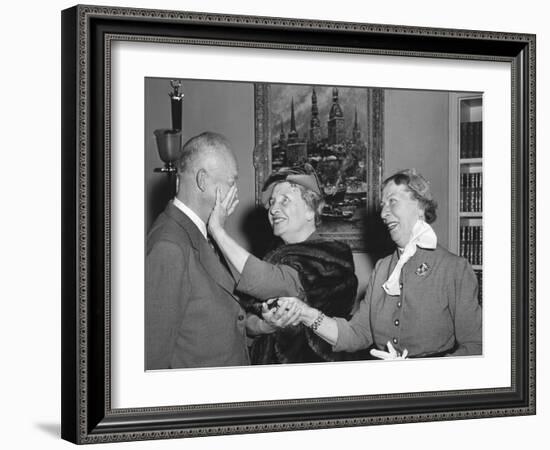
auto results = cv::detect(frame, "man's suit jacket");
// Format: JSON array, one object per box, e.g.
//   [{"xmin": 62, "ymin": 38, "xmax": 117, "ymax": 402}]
[{"xmin": 145, "ymin": 202, "xmax": 250, "ymax": 369}]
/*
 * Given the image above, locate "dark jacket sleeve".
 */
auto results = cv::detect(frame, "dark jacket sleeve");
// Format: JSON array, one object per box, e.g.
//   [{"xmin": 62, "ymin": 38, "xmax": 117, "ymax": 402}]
[{"xmin": 145, "ymin": 240, "xmax": 190, "ymax": 369}]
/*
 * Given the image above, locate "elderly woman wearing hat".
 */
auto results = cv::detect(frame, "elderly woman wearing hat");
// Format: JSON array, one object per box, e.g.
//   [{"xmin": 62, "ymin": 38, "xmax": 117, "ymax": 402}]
[
  {"xmin": 208, "ymin": 164, "xmax": 358, "ymax": 364},
  {"xmin": 276, "ymin": 169, "xmax": 482, "ymax": 359}
]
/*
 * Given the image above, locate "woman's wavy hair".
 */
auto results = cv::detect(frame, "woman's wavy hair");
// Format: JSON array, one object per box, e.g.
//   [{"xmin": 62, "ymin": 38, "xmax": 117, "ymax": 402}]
[{"xmin": 382, "ymin": 169, "xmax": 438, "ymax": 224}]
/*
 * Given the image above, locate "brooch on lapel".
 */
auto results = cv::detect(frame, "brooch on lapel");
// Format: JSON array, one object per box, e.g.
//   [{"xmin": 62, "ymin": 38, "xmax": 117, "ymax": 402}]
[{"xmin": 415, "ymin": 262, "xmax": 430, "ymax": 277}]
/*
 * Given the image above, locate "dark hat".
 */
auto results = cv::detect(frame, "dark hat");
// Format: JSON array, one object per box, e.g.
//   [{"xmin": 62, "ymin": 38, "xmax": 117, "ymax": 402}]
[{"xmin": 261, "ymin": 163, "xmax": 323, "ymax": 207}]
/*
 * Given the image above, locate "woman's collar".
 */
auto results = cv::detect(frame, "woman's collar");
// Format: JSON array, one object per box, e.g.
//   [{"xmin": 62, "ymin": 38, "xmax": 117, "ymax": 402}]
[{"xmin": 404, "ymin": 220, "xmax": 437, "ymax": 250}]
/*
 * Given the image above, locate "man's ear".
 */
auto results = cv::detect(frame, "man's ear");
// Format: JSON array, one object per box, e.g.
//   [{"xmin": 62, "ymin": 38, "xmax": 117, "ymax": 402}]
[{"xmin": 196, "ymin": 168, "xmax": 207, "ymax": 192}]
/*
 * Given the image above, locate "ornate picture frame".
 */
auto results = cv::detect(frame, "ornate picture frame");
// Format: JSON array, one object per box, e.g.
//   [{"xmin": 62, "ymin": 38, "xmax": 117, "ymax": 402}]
[{"xmin": 61, "ymin": 4, "xmax": 536, "ymax": 444}]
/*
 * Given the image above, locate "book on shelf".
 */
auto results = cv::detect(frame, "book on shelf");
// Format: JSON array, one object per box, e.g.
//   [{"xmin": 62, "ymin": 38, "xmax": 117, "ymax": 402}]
[
  {"xmin": 459, "ymin": 225, "xmax": 483, "ymax": 267},
  {"xmin": 461, "ymin": 173, "xmax": 466, "ymax": 211},
  {"xmin": 474, "ymin": 269, "xmax": 483, "ymax": 305},
  {"xmin": 460, "ymin": 121, "xmax": 482, "ymax": 159},
  {"xmin": 460, "ymin": 172, "xmax": 483, "ymax": 213},
  {"xmin": 459, "ymin": 226, "xmax": 483, "ymax": 306},
  {"xmin": 473, "ymin": 121, "xmax": 482, "ymax": 159},
  {"xmin": 460, "ymin": 122, "xmax": 467, "ymax": 158}
]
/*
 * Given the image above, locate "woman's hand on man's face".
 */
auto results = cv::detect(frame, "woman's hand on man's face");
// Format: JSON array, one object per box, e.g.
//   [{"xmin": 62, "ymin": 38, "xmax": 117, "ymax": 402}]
[{"xmin": 208, "ymin": 185, "xmax": 239, "ymax": 235}]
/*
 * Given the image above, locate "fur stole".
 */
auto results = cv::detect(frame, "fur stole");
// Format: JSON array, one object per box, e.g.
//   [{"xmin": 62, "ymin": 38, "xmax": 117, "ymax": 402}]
[{"xmin": 250, "ymin": 239, "xmax": 358, "ymax": 364}]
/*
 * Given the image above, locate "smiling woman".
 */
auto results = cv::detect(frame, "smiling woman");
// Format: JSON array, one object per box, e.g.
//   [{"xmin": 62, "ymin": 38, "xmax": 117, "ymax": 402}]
[
  {"xmin": 381, "ymin": 184, "xmax": 431, "ymax": 250},
  {"xmin": 277, "ymin": 168, "xmax": 482, "ymax": 359},
  {"xmin": 207, "ymin": 164, "xmax": 360, "ymax": 364},
  {"xmin": 268, "ymin": 183, "xmax": 317, "ymax": 243}
]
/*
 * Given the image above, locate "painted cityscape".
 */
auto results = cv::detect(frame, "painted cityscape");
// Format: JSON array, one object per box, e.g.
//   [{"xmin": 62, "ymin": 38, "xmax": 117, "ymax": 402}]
[{"xmin": 258, "ymin": 83, "xmax": 384, "ymax": 247}]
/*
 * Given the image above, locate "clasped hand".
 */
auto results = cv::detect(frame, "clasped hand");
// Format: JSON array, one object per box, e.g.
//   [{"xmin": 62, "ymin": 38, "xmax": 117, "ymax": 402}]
[{"xmin": 261, "ymin": 297, "xmax": 304, "ymax": 328}]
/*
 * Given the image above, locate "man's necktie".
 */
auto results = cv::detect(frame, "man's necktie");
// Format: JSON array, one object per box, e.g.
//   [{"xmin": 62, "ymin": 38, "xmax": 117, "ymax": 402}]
[{"xmin": 207, "ymin": 235, "xmax": 232, "ymax": 274}]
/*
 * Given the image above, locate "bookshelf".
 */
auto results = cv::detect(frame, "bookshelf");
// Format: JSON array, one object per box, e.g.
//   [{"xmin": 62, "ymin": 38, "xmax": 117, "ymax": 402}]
[{"xmin": 449, "ymin": 94, "xmax": 483, "ymax": 304}]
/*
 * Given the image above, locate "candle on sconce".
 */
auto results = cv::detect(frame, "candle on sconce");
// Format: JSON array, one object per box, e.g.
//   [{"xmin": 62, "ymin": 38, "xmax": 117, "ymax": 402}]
[{"xmin": 169, "ymin": 79, "xmax": 184, "ymax": 131}]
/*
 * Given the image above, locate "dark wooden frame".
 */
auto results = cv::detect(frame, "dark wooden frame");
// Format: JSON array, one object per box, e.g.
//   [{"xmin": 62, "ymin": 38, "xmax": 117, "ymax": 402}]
[{"xmin": 61, "ymin": 4, "xmax": 536, "ymax": 444}]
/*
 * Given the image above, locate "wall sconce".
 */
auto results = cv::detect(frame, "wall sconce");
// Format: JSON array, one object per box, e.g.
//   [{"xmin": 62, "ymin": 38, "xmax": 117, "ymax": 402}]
[
  {"xmin": 153, "ymin": 129, "xmax": 182, "ymax": 174},
  {"xmin": 153, "ymin": 79, "xmax": 184, "ymax": 174}
]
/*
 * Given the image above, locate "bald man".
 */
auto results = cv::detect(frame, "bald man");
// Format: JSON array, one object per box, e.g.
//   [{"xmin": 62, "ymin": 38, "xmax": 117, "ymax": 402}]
[{"xmin": 145, "ymin": 132, "xmax": 250, "ymax": 369}]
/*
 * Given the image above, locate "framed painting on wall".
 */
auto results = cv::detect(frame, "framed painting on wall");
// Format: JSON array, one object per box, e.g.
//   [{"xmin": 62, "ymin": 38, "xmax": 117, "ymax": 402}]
[{"xmin": 254, "ymin": 82, "xmax": 385, "ymax": 250}]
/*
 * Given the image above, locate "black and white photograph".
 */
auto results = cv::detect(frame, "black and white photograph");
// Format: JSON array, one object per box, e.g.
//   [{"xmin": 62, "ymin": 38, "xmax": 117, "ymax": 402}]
[{"xmin": 144, "ymin": 77, "xmax": 483, "ymax": 370}]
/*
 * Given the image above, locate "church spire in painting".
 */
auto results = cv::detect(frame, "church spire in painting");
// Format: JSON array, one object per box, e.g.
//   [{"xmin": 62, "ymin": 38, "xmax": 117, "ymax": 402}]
[{"xmin": 288, "ymin": 97, "xmax": 298, "ymax": 142}]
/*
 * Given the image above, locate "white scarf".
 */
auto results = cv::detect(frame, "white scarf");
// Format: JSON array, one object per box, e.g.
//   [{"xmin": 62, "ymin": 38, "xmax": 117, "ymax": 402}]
[{"xmin": 382, "ymin": 220, "xmax": 437, "ymax": 296}]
